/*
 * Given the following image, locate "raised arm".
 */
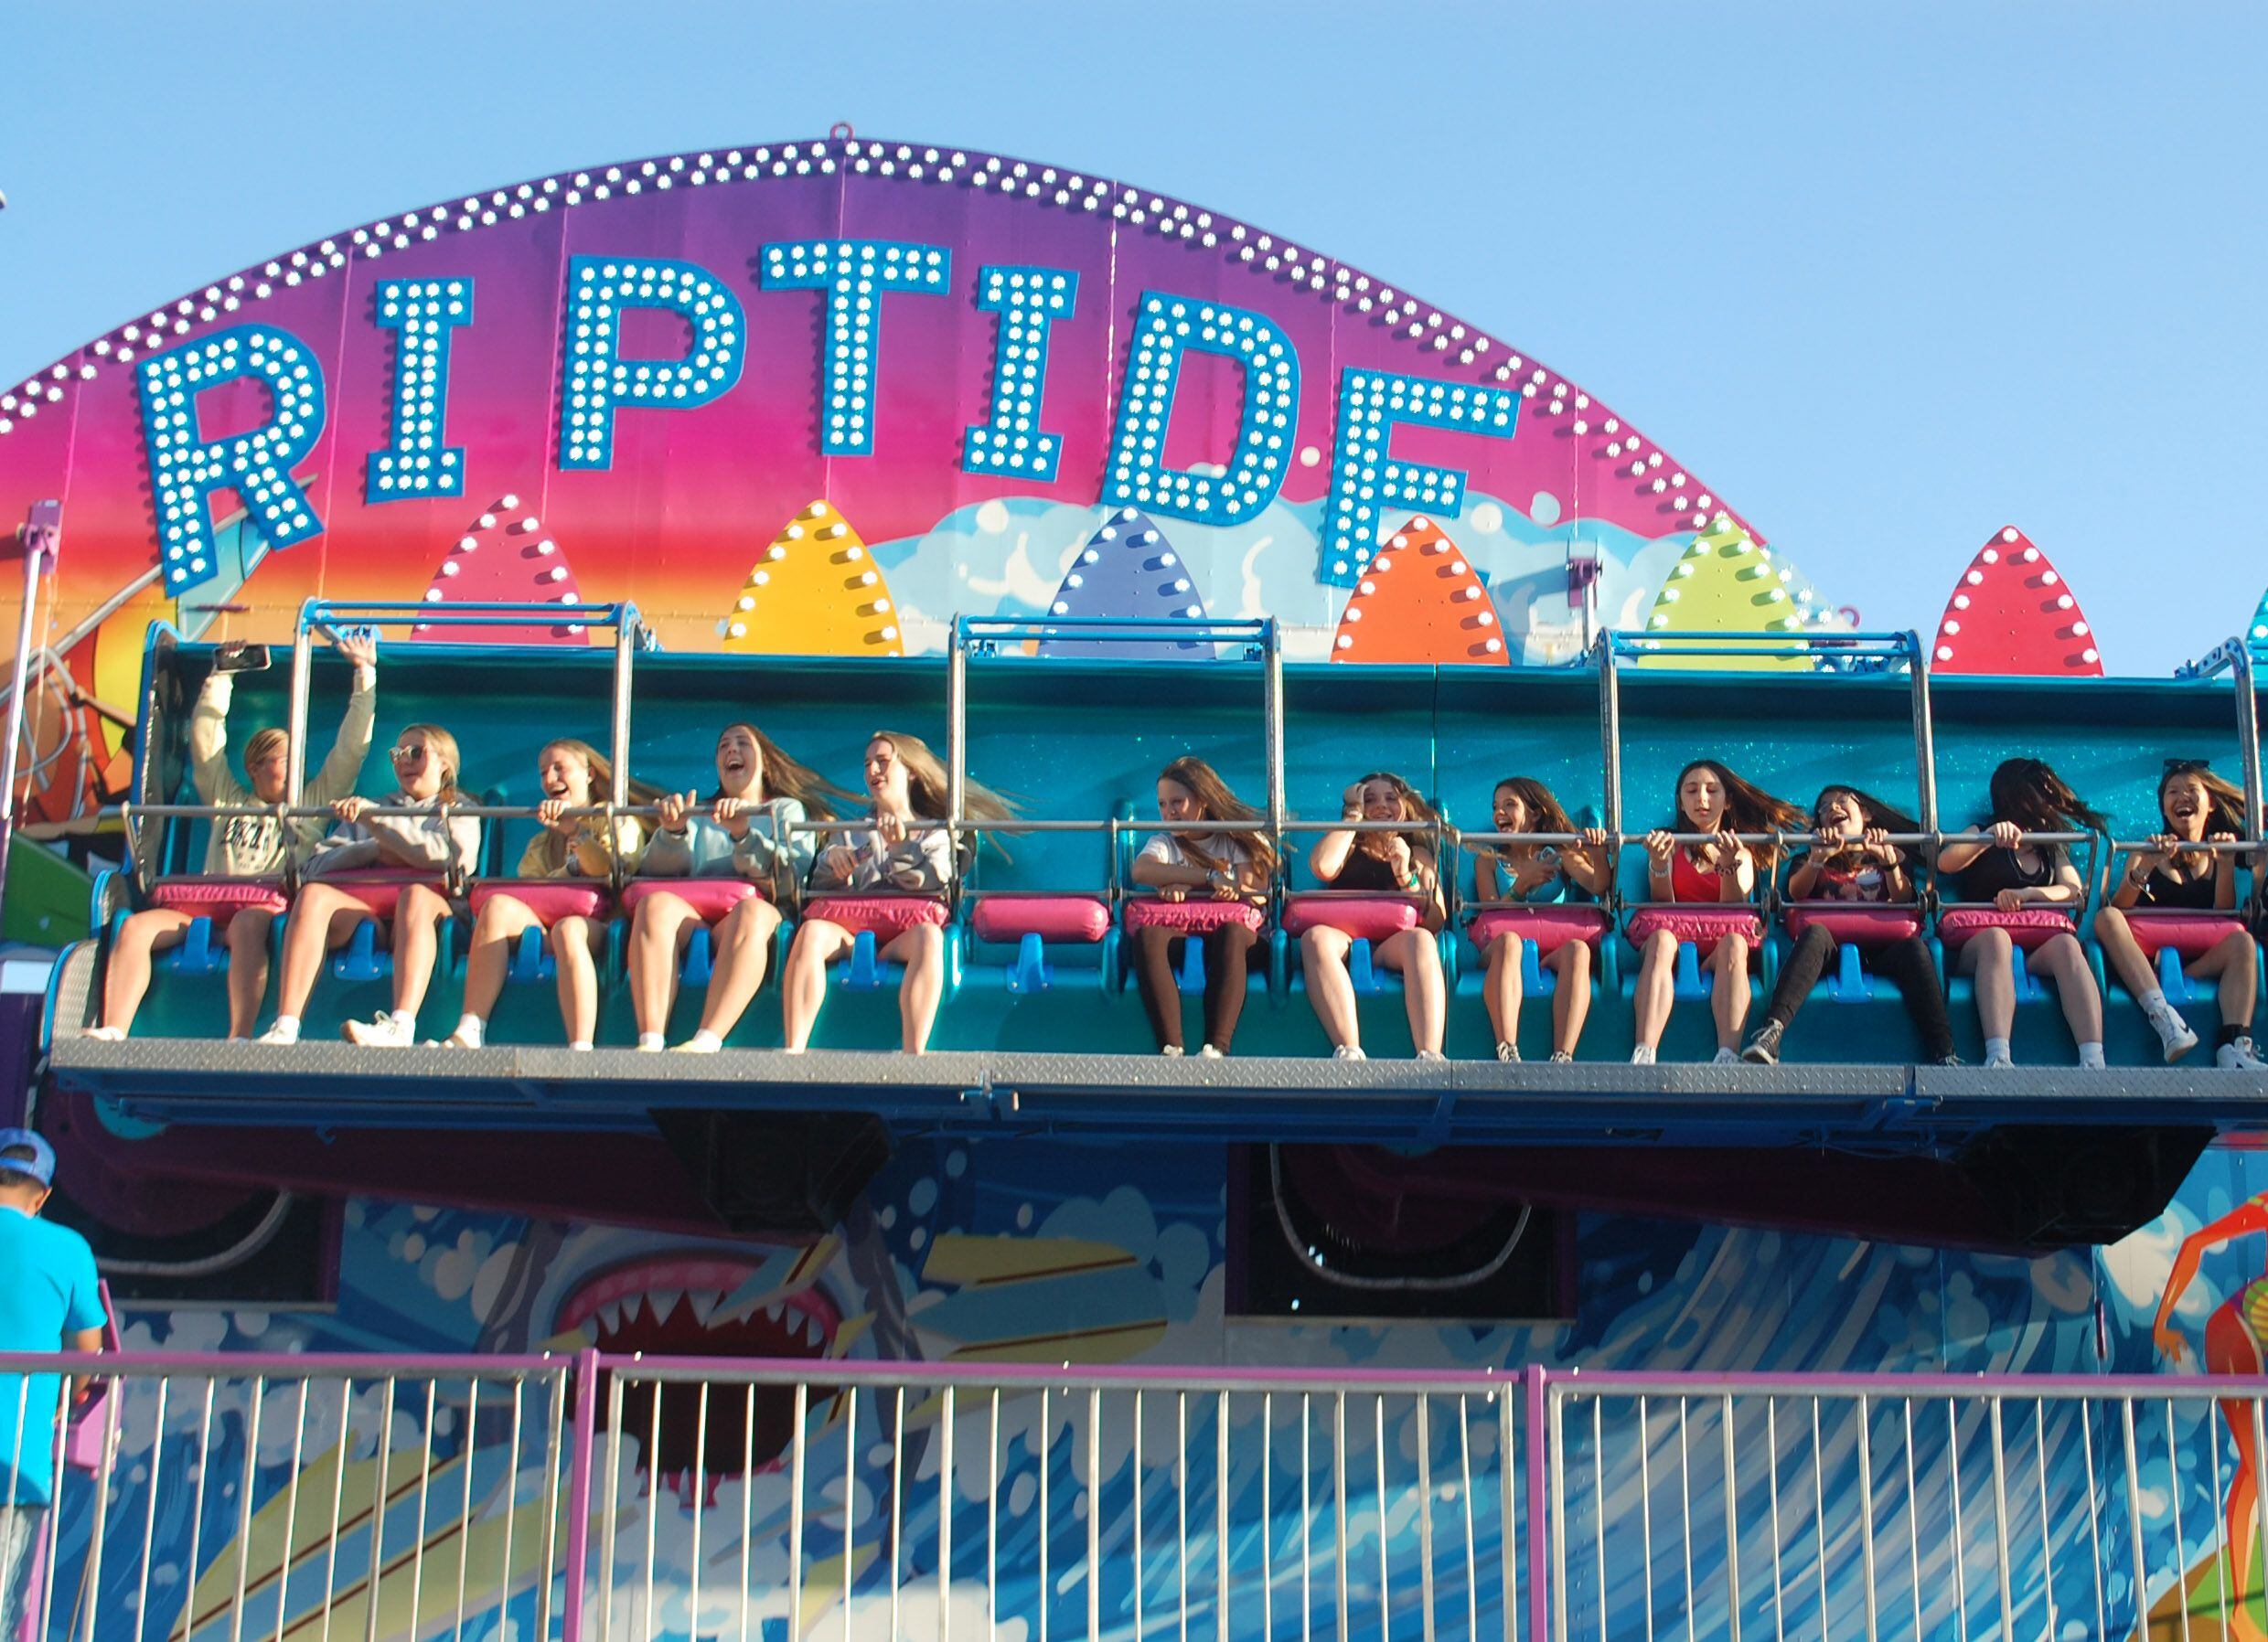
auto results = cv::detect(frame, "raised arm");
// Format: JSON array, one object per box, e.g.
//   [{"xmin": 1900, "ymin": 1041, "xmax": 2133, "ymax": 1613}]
[
  {"xmin": 2155, "ymin": 1195, "xmax": 2268, "ymax": 1364},
  {"xmin": 305, "ymin": 634, "xmax": 379, "ymax": 805},
  {"xmin": 187, "ymin": 669, "xmax": 249, "ymax": 805}
]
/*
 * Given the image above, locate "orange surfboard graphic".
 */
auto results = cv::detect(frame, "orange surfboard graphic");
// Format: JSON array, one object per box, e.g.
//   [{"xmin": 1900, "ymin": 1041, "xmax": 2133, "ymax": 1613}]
[{"xmin": 1329, "ymin": 517, "xmax": 1507, "ymax": 666}]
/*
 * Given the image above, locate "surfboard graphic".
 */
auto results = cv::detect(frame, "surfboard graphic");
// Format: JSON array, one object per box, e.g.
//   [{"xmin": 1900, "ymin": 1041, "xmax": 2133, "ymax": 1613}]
[
  {"xmin": 1637, "ymin": 516, "xmax": 1809, "ymax": 672},
  {"xmin": 908, "ymin": 1232, "xmax": 1167, "ymax": 1364},
  {"xmin": 414, "ymin": 496, "xmax": 587, "ymax": 645},
  {"xmin": 1033, "ymin": 506, "xmax": 1210, "ymax": 659},
  {"xmin": 2131, "ymin": 1529, "xmax": 2265, "ymax": 1640},
  {"xmin": 167, "ymin": 1438, "xmax": 593, "ymax": 1642},
  {"xmin": 2248, "ymin": 584, "xmax": 2268, "ymax": 661},
  {"xmin": 718, "ymin": 502, "xmax": 904, "ymax": 656},
  {"xmin": 1931, "ymin": 526, "xmax": 2102, "ymax": 677},
  {"xmin": 1328, "ymin": 517, "xmax": 1507, "ymax": 666}
]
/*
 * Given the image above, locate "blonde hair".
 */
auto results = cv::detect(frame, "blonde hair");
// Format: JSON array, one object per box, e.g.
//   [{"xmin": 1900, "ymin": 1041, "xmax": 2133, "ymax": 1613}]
[
  {"xmin": 243, "ymin": 726, "xmax": 289, "ymax": 773},
  {"xmin": 525, "ymin": 738, "xmax": 663, "ymax": 875},
  {"xmin": 399, "ymin": 723, "xmax": 463, "ymax": 805}
]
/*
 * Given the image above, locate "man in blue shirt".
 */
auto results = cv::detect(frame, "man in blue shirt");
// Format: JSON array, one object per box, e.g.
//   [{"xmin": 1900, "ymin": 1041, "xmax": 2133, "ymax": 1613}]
[{"xmin": 0, "ymin": 1129, "xmax": 104, "ymax": 1642}]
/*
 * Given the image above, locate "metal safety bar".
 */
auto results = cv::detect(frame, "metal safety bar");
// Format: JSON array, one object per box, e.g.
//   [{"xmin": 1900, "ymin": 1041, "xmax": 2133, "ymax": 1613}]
[
  {"xmin": 947, "ymin": 613, "xmax": 1285, "ymax": 911},
  {"xmin": 282, "ymin": 598, "xmax": 646, "ymax": 835},
  {"xmin": 2173, "ymin": 636, "xmax": 2267, "ymax": 921}
]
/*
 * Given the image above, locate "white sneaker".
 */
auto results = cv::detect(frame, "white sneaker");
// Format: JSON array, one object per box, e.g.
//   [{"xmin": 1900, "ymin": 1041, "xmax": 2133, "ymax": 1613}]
[
  {"xmin": 1549, "ymin": 1050, "xmax": 1575, "ymax": 1064},
  {"xmin": 671, "ymin": 1037, "xmax": 722, "ymax": 1054},
  {"xmin": 83, "ymin": 1025, "xmax": 125, "ymax": 1042},
  {"xmin": 1198, "ymin": 1045, "xmax": 1224, "ymax": 1059},
  {"xmin": 2219, "ymin": 1037, "xmax": 2267, "ymax": 1071},
  {"xmin": 1160, "ymin": 1044, "xmax": 1185, "ymax": 1058},
  {"xmin": 256, "ymin": 1020, "xmax": 300, "ymax": 1046},
  {"xmin": 1495, "ymin": 1040, "xmax": 1520, "ymax": 1063},
  {"xmin": 1631, "ymin": 1045, "xmax": 1656, "ymax": 1065},
  {"xmin": 1415, "ymin": 1048, "xmax": 1448, "ymax": 1063},
  {"xmin": 1712, "ymin": 1047, "xmax": 1741, "ymax": 1066},
  {"xmin": 343, "ymin": 1014, "xmax": 412, "ymax": 1048},
  {"xmin": 1984, "ymin": 1050, "xmax": 2015, "ymax": 1069},
  {"xmin": 1332, "ymin": 1044, "xmax": 1367, "ymax": 1062},
  {"xmin": 2149, "ymin": 1005, "xmax": 2199, "ymax": 1063}
]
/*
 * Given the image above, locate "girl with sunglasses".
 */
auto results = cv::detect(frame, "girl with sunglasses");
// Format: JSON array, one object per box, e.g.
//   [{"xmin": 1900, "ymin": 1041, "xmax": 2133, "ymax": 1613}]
[
  {"xmin": 1301, "ymin": 771, "xmax": 1447, "ymax": 1061},
  {"xmin": 2092, "ymin": 759, "xmax": 2263, "ymax": 1068},
  {"xmin": 257, "ymin": 724, "xmax": 482, "ymax": 1045},
  {"xmin": 1935, "ymin": 757, "xmax": 2105, "ymax": 1067}
]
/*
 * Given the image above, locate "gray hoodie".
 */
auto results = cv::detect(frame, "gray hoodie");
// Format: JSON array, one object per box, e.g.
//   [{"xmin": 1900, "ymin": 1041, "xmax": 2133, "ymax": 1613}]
[{"xmin": 302, "ymin": 792, "xmax": 482, "ymax": 882}]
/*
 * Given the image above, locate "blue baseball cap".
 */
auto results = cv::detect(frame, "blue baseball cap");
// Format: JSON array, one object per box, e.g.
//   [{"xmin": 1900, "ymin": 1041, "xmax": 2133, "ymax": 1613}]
[{"xmin": 0, "ymin": 1127, "xmax": 55, "ymax": 1188}]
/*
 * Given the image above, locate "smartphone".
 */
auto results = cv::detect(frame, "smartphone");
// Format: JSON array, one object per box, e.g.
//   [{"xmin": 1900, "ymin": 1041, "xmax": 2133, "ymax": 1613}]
[
  {"xmin": 19, "ymin": 499, "xmax": 60, "ymax": 566},
  {"xmin": 213, "ymin": 644, "xmax": 272, "ymax": 674}
]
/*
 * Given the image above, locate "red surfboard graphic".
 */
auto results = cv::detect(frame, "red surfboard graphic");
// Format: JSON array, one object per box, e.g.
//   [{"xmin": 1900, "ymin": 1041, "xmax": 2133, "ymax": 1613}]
[
  {"xmin": 1930, "ymin": 527, "xmax": 2102, "ymax": 677},
  {"xmin": 1329, "ymin": 517, "xmax": 1508, "ymax": 666},
  {"xmin": 413, "ymin": 495, "xmax": 587, "ymax": 644}
]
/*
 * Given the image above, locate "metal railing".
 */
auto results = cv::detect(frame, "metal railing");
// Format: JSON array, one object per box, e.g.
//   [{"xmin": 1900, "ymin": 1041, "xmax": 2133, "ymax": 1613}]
[{"xmin": 9, "ymin": 1353, "xmax": 2268, "ymax": 1642}]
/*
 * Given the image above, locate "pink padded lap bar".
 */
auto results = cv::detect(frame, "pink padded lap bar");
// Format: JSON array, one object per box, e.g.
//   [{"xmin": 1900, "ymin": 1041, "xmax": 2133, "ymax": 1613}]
[
  {"xmin": 303, "ymin": 870, "xmax": 445, "ymax": 922},
  {"xmin": 970, "ymin": 895, "xmax": 1111, "ymax": 944},
  {"xmin": 2122, "ymin": 912, "xmax": 2249, "ymax": 960},
  {"xmin": 1784, "ymin": 905, "xmax": 1924, "ymax": 946},
  {"xmin": 1935, "ymin": 906, "xmax": 2076, "ymax": 952},
  {"xmin": 1624, "ymin": 908, "xmax": 1764, "ymax": 953},
  {"xmin": 1280, "ymin": 895, "xmax": 1423, "ymax": 942},
  {"xmin": 468, "ymin": 882, "xmax": 611, "ymax": 923},
  {"xmin": 1121, "ymin": 898, "xmax": 1266, "ymax": 934},
  {"xmin": 147, "ymin": 877, "xmax": 288, "ymax": 930},
  {"xmin": 1467, "ymin": 906, "xmax": 1610, "ymax": 956},
  {"xmin": 805, "ymin": 895, "xmax": 950, "ymax": 938},
  {"xmin": 619, "ymin": 880, "xmax": 758, "ymax": 921}
]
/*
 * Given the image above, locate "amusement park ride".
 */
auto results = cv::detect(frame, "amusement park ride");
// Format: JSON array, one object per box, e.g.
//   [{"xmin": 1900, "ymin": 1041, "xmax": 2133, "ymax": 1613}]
[{"xmin": 1, "ymin": 134, "xmax": 2264, "ymax": 1266}]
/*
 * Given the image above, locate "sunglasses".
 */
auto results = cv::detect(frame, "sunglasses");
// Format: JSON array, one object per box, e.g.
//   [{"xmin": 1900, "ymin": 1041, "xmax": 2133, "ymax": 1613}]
[
  {"xmin": 2164, "ymin": 757, "xmax": 2213, "ymax": 774},
  {"xmin": 390, "ymin": 744, "xmax": 430, "ymax": 764}
]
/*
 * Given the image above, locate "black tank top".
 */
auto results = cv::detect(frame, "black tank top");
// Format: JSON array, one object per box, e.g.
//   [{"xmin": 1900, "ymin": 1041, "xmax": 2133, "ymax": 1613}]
[
  {"xmin": 2137, "ymin": 862, "xmax": 2218, "ymax": 911},
  {"xmin": 1954, "ymin": 845, "xmax": 2058, "ymax": 901},
  {"xmin": 1329, "ymin": 848, "xmax": 1407, "ymax": 892}
]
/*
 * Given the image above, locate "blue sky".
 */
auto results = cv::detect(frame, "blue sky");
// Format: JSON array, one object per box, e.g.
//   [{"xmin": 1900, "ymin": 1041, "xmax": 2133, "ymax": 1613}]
[{"xmin": 2, "ymin": 2, "xmax": 2259, "ymax": 674}]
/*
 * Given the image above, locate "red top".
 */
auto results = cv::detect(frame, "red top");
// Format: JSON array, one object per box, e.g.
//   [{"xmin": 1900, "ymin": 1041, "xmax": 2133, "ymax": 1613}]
[{"xmin": 1670, "ymin": 849, "xmax": 1725, "ymax": 903}]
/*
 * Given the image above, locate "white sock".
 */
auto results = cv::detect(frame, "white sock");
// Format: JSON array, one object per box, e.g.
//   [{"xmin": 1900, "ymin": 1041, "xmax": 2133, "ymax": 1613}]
[
  {"xmin": 637, "ymin": 1032, "xmax": 664, "ymax": 1050},
  {"xmin": 2078, "ymin": 1041, "xmax": 2106, "ymax": 1068},
  {"xmin": 689, "ymin": 1029, "xmax": 723, "ymax": 1051},
  {"xmin": 453, "ymin": 1014, "xmax": 486, "ymax": 1048},
  {"xmin": 2140, "ymin": 988, "xmax": 2167, "ymax": 1014},
  {"xmin": 389, "ymin": 1009, "xmax": 416, "ymax": 1034},
  {"xmin": 1984, "ymin": 1037, "xmax": 2010, "ymax": 1062},
  {"xmin": 568, "ymin": 1040, "xmax": 594, "ymax": 1052},
  {"xmin": 268, "ymin": 1016, "xmax": 300, "ymax": 1043}
]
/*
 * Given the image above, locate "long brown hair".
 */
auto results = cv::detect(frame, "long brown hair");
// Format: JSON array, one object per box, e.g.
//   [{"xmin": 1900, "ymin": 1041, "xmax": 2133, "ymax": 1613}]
[
  {"xmin": 1353, "ymin": 770, "xmax": 1439, "ymax": 859},
  {"xmin": 2157, "ymin": 759, "xmax": 2248, "ymax": 838},
  {"xmin": 1984, "ymin": 757, "xmax": 2108, "ymax": 834},
  {"xmin": 711, "ymin": 722, "xmax": 857, "ymax": 821},
  {"xmin": 526, "ymin": 738, "xmax": 666, "ymax": 875},
  {"xmin": 1669, "ymin": 759, "xmax": 1805, "ymax": 865},
  {"xmin": 1809, "ymin": 784, "xmax": 1919, "ymax": 875},
  {"xmin": 870, "ymin": 730, "xmax": 1019, "ymax": 858},
  {"xmin": 1490, "ymin": 776, "xmax": 1576, "ymax": 848},
  {"xmin": 1159, "ymin": 755, "xmax": 1278, "ymax": 881}
]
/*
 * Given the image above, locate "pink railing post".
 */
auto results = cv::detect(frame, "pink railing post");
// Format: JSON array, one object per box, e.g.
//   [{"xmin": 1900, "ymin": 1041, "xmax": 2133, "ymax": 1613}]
[
  {"xmin": 561, "ymin": 1348, "xmax": 601, "ymax": 1642},
  {"xmin": 1524, "ymin": 1368, "xmax": 1549, "ymax": 1642}
]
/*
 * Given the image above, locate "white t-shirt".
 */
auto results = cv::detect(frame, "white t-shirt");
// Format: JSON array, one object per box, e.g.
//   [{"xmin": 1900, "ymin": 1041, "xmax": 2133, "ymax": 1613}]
[{"xmin": 1139, "ymin": 832, "xmax": 1253, "ymax": 869}]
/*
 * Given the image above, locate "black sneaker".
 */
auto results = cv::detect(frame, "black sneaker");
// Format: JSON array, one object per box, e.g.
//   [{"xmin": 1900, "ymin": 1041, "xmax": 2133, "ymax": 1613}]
[{"xmin": 1739, "ymin": 1022, "xmax": 1783, "ymax": 1065}]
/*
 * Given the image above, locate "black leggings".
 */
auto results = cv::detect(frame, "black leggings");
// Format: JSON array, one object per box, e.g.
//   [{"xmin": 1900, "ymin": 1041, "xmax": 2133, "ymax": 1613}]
[
  {"xmin": 1133, "ymin": 923, "xmax": 1259, "ymax": 1052},
  {"xmin": 1762, "ymin": 925, "xmax": 1955, "ymax": 1061}
]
